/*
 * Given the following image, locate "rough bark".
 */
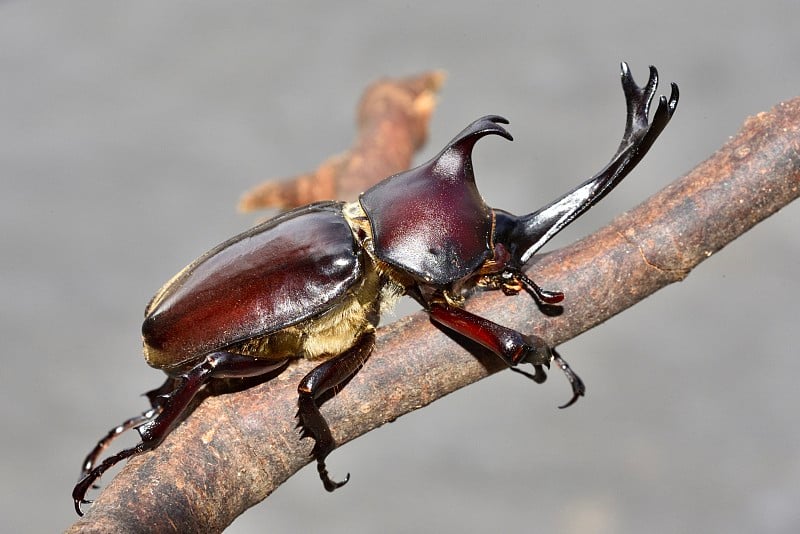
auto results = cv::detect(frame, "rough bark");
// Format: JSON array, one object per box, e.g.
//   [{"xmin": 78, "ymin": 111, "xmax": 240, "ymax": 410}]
[{"xmin": 68, "ymin": 89, "xmax": 800, "ymax": 532}]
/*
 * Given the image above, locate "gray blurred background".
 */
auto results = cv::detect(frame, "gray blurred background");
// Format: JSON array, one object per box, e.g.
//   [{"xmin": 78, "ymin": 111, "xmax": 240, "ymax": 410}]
[{"xmin": 2, "ymin": 2, "xmax": 799, "ymax": 533}]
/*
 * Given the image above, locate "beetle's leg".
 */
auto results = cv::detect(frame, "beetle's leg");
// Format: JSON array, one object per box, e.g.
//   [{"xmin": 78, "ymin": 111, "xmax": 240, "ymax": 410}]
[
  {"xmin": 78, "ymin": 411, "xmax": 154, "ymax": 485},
  {"xmin": 428, "ymin": 302, "xmax": 585, "ymax": 408},
  {"xmin": 297, "ymin": 330, "xmax": 376, "ymax": 492},
  {"xmin": 78, "ymin": 377, "xmax": 179, "ymax": 479},
  {"xmin": 73, "ymin": 353, "xmax": 287, "ymax": 516}
]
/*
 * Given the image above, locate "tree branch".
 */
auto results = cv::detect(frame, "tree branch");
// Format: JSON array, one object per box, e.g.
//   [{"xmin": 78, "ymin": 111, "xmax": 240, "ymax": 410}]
[
  {"xmin": 68, "ymin": 91, "xmax": 800, "ymax": 532},
  {"xmin": 237, "ymin": 71, "xmax": 446, "ymax": 211}
]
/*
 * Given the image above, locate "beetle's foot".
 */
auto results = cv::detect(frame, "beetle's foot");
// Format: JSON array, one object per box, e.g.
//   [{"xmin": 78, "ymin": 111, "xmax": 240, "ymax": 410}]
[
  {"xmin": 296, "ymin": 411, "xmax": 350, "ymax": 491},
  {"xmin": 296, "ymin": 422, "xmax": 350, "ymax": 491},
  {"xmin": 551, "ymin": 349, "xmax": 585, "ymax": 409},
  {"xmin": 296, "ymin": 395, "xmax": 351, "ymax": 491},
  {"xmin": 73, "ymin": 471, "xmax": 98, "ymax": 516},
  {"xmin": 510, "ymin": 363, "xmax": 548, "ymax": 383},
  {"xmin": 73, "ymin": 496, "xmax": 91, "ymax": 516},
  {"xmin": 73, "ymin": 444, "xmax": 142, "ymax": 516},
  {"xmin": 318, "ymin": 459, "xmax": 350, "ymax": 492},
  {"xmin": 79, "ymin": 408, "xmax": 158, "ymax": 482},
  {"xmin": 512, "ymin": 337, "xmax": 585, "ymax": 408},
  {"xmin": 517, "ymin": 271, "xmax": 564, "ymax": 305}
]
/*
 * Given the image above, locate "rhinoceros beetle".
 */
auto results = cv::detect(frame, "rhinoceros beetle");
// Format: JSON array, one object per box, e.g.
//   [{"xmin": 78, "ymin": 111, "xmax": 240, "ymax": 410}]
[{"xmin": 73, "ymin": 63, "xmax": 678, "ymax": 515}]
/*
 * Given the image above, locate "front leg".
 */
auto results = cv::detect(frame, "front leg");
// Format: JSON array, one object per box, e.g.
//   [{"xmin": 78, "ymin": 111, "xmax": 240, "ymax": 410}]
[{"xmin": 428, "ymin": 302, "xmax": 585, "ymax": 408}]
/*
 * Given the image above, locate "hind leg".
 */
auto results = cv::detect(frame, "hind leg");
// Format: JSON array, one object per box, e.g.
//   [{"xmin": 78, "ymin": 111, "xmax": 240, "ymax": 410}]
[
  {"xmin": 73, "ymin": 352, "xmax": 287, "ymax": 516},
  {"xmin": 78, "ymin": 377, "xmax": 178, "ymax": 478}
]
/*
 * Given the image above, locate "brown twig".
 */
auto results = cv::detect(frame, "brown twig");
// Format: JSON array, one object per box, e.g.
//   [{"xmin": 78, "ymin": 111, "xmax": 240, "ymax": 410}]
[
  {"xmin": 237, "ymin": 70, "xmax": 446, "ymax": 211},
  {"xmin": 68, "ymin": 95, "xmax": 800, "ymax": 532}
]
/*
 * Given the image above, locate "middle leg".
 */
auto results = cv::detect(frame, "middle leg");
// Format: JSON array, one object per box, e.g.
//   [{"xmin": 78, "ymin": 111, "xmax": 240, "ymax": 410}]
[{"xmin": 297, "ymin": 329, "xmax": 376, "ymax": 491}]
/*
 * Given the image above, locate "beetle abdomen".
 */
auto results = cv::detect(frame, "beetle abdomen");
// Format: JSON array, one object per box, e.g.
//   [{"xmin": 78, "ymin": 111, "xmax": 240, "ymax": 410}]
[{"xmin": 142, "ymin": 202, "xmax": 363, "ymax": 370}]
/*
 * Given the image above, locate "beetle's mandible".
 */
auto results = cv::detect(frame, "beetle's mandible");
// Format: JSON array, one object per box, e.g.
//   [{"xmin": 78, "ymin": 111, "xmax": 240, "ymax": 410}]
[{"xmin": 73, "ymin": 63, "xmax": 678, "ymax": 515}]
